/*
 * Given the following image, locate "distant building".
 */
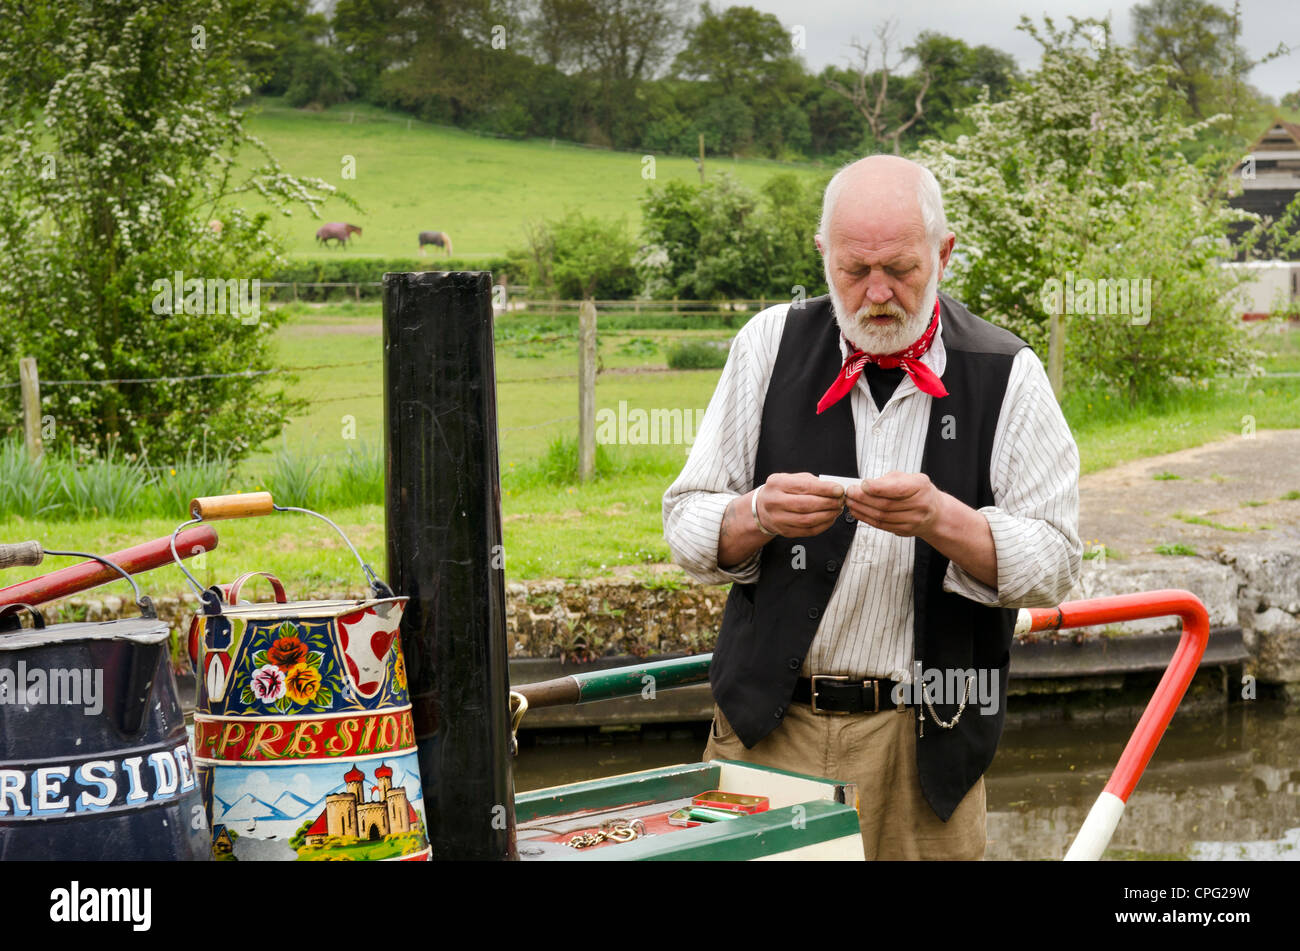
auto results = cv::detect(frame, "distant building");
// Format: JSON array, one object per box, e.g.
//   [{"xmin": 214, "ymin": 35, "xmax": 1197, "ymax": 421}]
[
  {"xmin": 302, "ymin": 763, "xmax": 417, "ymax": 846},
  {"xmin": 1229, "ymin": 118, "xmax": 1300, "ymax": 260}
]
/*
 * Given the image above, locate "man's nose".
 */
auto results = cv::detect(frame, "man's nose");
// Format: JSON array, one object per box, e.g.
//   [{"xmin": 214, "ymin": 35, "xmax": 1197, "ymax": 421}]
[{"xmin": 864, "ymin": 275, "xmax": 894, "ymax": 305}]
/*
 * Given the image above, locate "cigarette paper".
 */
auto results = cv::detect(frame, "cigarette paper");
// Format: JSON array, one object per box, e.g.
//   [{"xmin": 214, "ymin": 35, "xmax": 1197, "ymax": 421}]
[{"xmin": 818, "ymin": 473, "xmax": 861, "ymax": 490}]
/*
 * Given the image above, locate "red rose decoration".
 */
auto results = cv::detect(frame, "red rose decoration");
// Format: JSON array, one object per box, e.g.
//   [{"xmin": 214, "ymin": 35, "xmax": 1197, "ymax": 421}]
[{"xmin": 268, "ymin": 635, "xmax": 309, "ymax": 670}]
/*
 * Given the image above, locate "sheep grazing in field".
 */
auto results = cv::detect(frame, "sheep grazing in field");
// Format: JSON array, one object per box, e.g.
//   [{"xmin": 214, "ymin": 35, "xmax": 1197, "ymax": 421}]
[
  {"xmin": 316, "ymin": 222, "xmax": 362, "ymax": 248},
  {"xmin": 418, "ymin": 230, "xmax": 453, "ymax": 256}
]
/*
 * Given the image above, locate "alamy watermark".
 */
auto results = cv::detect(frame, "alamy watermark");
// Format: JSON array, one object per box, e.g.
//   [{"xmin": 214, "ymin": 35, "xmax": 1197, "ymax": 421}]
[
  {"xmin": 0, "ymin": 662, "xmax": 103, "ymax": 715},
  {"xmin": 890, "ymin": 662, "xmax": 1000, "ymax": 716},
  {"xmin": 596, "ymin": 400, "xmax": 705, "ymax": 448},
  {"xmin": 151, "ymin": 270, "xmax": 260, "ymax": 325},
  {"xmin": 1040, "ymin": 272, "xmax": 1151, "ymax": 326}
]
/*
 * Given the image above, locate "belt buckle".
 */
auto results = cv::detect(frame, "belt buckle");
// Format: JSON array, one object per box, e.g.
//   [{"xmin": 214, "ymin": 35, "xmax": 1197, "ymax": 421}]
[
  {"xmin": 810, "ymin": 674, "xmax": 849, "ymax": 715},
  {"xmin": 810, "ymin": 675, "xmax": 880, "ymax": 715}
]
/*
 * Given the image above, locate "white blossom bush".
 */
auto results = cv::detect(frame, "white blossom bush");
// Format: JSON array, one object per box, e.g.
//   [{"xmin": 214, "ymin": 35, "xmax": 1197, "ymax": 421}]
[
  {"xmin": 914, "ymin": 16, "xmax": 1256, "ymax": 402},
  {"xmin": 0, "ymin": 0, "xmax": 340, "ymax": 461}
]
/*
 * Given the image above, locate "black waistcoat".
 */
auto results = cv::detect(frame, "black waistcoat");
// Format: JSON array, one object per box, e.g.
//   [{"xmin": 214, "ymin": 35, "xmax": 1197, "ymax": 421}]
[{"xmin": 710, "ymin": 291, "xmax": 1027, "ymax": 821}]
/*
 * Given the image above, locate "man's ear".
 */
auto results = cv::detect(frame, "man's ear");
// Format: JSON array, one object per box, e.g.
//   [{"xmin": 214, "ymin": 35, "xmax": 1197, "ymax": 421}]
[
  {"xmin": 936, "ymin": 233, "xmax": 956, "ymax": 280},
  {"xmin": 814, "ymin": 234, "xmax": 826, "ymax": 257}
]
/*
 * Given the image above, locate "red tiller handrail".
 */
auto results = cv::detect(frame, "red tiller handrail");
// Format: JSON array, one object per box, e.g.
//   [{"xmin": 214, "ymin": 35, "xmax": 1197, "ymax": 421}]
[
  {"xmin": 0, "ymin": 526, "xmax": 219, "ymax": 609},
  {"xmin": 1019, "ymin": 588, "xmax": 1210, "ymax": 804}
]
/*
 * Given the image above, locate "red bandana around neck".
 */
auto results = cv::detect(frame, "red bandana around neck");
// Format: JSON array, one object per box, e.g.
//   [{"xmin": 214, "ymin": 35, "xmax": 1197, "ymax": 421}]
[{"xmin": 816, "ymin": 298, "xmax": 947, "ymax": 414}]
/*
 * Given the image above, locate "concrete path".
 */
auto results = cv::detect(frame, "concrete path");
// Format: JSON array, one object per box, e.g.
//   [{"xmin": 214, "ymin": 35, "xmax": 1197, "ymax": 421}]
[{"xmin": 1079, "ymin": 429, "xmax": 1300, "ymax": 558}]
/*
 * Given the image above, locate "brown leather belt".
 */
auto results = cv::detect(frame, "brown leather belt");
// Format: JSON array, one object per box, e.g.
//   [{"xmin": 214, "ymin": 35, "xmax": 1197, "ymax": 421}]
[{"xmin": 792, "ymin": 675, "xmax": 901, "ymax": 715}]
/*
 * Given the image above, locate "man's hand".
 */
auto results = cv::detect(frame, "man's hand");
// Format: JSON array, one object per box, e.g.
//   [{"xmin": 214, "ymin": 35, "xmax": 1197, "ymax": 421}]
[
  {"xmin": 845, "ymin": 472, "xmax": 941, "ymax": 537},
  {"xmin": 757, "ymin": 472, "xmax": 847, "ymax": 537},
  {"xmin": 846, "ymin": 470, "xmax": 999, "ymax": 589},
  {"xmin": 717, "ymin": 472, "xmax": 846, "ymax": 569}
]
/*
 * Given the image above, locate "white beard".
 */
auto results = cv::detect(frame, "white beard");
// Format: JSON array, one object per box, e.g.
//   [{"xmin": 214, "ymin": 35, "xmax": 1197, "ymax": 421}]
[{"xmin": 826, "ymin": 260, "xmax": 939, "ymax": 355}]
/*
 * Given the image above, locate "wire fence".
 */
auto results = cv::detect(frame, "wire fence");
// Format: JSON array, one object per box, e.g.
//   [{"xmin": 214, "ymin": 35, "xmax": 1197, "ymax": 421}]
[
  {"xmin": 264, "ymin": 281, "xmax": 779, "ymax": 315},
  {"xmin": 0, "ymin": 338, "xmax": 668, "ymax": 442}
]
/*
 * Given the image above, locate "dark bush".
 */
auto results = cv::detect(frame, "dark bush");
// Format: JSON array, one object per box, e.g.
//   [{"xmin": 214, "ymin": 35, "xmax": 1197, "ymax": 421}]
[{"xmin": 667, "ymin": 340, "xmax": 729, "ymax": 369}]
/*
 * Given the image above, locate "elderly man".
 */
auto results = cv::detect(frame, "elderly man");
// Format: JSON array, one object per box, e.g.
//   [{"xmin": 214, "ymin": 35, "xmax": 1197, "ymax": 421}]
[{"xmin": 662, "ymin": 155, "xmax": 1081, "ymax": 860}]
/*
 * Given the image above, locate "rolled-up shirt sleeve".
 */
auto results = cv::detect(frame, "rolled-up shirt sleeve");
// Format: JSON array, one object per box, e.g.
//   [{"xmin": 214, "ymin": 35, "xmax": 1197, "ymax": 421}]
[
  {"xmin": 943, "ymin": 347, "xmax": 1083, "ymax": 608},
  {"xmin": 662, "ymin": 307, "xmax": 786, "ymax": 585}
]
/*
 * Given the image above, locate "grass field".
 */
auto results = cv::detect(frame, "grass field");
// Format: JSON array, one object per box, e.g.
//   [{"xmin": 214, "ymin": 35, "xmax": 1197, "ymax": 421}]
[
  {"xmin": 3, "ymin": 305, "xmax": 1297, "ymax": 592},
  {"xmin": 238, "ymin": 98, "xmax": 826, "ymax": 260}
]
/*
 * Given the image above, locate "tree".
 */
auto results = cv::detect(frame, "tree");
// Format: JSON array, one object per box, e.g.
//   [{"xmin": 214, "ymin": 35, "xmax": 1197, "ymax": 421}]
[
  {"xmin": 0, "ymin": 0, "xmax": 331, "ymax": 461},
  {"xmin": 333, "ymin": 0, "xmax": 405, "ymax": 99},
  {"xmin": 245, "ymin": 0, "xmax": 335, "ymax": 99},
  {"xmin": 673, "ymin": 4, "xmax": 800, "ymax": 97},
  {"xmin": 1131, "ymin": 0, "xmax": 1244, "ymax": 119},
  {"xmin": 520, "ymin": 212, "xmax": 639, "ymax": 300},
  {"xmin": 825, "ymin": 20, "xmax": 932, "ymax": 155},
  {"xmin": 915, "ymin": 16, "xmax": 1256, "ymax": 403},
  {"xmin": 638, "ymin": 172, "xmax": 826, "ymax": 300},
  {"xmin": 585, "ymin": 0, "xmax": 691, "ymax": 145},
  {"xmin": 526, "ymin": 0, "xmax": 598, "ymax": 72},
  {"xmin": 904, "ymin": 32, "xmax": 1020, "ymax": 142},
  {"xmin": 285, "ymin": 41, "xmax": 356, "ymax": 108}
]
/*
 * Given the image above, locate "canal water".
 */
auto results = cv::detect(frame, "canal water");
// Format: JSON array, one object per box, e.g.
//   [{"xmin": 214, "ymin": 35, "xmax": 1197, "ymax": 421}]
[{"xmin": 514, "ymin": 701, "xmax": 1299, "ymax": 860}]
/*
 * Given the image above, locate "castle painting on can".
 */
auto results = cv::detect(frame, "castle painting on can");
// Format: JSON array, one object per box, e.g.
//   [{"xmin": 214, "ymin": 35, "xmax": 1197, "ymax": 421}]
[{"xmin": 191, "ymin": 596, "xmax": 430, "ymax": 861}]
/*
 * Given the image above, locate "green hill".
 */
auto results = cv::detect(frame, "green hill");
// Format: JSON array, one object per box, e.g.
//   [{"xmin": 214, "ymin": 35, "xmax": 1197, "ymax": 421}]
[{"xmin": 240, "ymin": 98, "xmax": 828, "ymax": 261}]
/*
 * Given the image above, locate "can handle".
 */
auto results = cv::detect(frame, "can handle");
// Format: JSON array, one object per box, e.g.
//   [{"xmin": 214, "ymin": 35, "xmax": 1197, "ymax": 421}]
[
  {"xmin": 170, "ymin": 494, "xmax": 393, "ymax": 604},
  {"xmin": 225, "ymin": 571, "xmax": 288, "ymax": 605},
  {"xmin": 188, "ymin": 492, "xmax": 275, "ymax": 520},
  {"xmin": 0, "ymin": 602, "xmax": 46, "ymax": 632},
  {"xmin": 39, "ymin": 549, "xmax": 157, "ymax": 620},
  {"xmin": 0, "ymin": 542, "xmax": 43, "ymax": 570}
]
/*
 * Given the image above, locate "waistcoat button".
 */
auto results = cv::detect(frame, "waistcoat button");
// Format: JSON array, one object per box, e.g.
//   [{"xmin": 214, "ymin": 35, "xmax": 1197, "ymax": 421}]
[
  {"xmin": 825, "ymin": 559, "xmax": 839, "ymax": 573},
  {"xmin": 787, "ymin": 657, "xmax": 800, "ymax": 670},
  {"xmin": 807, "ymin": 607, "xmax": 820, "ymax": 620},
  {"xmin": 774, "ymin": 705, "xmax": 785, "ymax": 718},
  {"xmin": 844, "ymin": 510, "xmax": 856, "ymax": 523}
]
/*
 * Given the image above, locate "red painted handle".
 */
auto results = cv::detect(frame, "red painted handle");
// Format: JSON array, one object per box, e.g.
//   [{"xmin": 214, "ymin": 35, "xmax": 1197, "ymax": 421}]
[
  {"xmin": 1020, "ymin": 589, "xmax": 1209, "ymax": 802},
  {"xmin": 0, "ymin": 526, "xmax": 220, "ymax": 608},
  {"xmin": 225, "ymin": 571, "xmax": 287, "ymax": 605}
]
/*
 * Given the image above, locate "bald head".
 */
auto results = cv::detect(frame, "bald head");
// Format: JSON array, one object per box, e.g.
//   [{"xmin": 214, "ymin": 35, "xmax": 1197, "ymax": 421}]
[
  {"xmin": 814, "ymin": 156, "xmax": 955, "ymax": 353},
  {"xmin": 816, "ymin": 155, "xmax": 948, "ymax": 256}
]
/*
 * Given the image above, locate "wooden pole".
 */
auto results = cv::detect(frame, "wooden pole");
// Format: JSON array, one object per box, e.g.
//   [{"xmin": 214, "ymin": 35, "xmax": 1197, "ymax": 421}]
[
  {"xmin": 19, "ymin": 356, "xmax": 42, "ymax": 461},
  {"xmin": 698, "ymin": 133, "xmax": 706, "ymax": 183},
  {"xmin": 578, "ymin": 298, "xmax": 598, "ymax": 482},
  {"xmin": 382, "ymin": 271, "xmax": 517, "ymax": 860},
  {"xmin": 1048, "ymin": 310, "xmax": 1064, "ymax": 399}
]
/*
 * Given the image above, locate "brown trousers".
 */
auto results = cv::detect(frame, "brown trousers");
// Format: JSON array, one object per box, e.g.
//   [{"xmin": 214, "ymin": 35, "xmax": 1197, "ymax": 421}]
[{"xmin": 703, "ymin": 701, "xmax": 986, "ymax": 860}]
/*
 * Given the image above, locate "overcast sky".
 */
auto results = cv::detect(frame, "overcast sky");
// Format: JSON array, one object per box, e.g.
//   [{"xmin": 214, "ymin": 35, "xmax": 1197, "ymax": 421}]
[{"xmin": 750, "ymin": 0, "xmax": 1299, "ymax": 101}]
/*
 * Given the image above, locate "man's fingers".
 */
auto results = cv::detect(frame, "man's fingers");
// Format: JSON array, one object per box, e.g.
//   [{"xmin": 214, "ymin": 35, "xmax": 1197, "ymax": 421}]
[
  {"xmin": 773, "ymin": 490, "xmax": 845, "ymax": 514},
  {"xmin": 861, "ymin": 472, "xmax": 925, "ymax": 501},
  {"xmin": 846, "ymin": 488, "xmax": 908, "ymax": 514},
  {"xmin": 769, "ymin": 472, "xmax": 848, "ymax": 500},
  {"xmin": 788, "ymin": 509, "xmax": 844, "ymax": 536}
]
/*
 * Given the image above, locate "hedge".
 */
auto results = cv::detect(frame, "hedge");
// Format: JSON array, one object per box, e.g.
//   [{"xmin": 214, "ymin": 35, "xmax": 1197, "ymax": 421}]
[{"xmin": 267, "ymin": 256, "xmax": 515, "ymax": 300}]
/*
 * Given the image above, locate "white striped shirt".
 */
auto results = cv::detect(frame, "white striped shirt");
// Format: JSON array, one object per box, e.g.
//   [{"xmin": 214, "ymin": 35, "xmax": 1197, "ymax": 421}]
[{"xmin": 662, "ymin": 301, "xmax": 1082, "ymax": 684}]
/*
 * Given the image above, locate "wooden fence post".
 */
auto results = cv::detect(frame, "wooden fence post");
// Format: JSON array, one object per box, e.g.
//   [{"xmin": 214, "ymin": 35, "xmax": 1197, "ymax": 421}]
[
  {"xmin": 578, "ymin": 299, "xmax": 598, "ymax": 482},
  {"xmin": 19, "ymin": 356, "xmax": 42, "ymax": 461},
  {"xmin": 1048, "ymin": 310, "xmax": 1064, "ymax": 399}
]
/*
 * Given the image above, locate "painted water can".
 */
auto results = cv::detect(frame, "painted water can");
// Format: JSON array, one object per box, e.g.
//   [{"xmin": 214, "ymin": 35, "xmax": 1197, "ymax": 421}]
[
  {"xmin": 178, "ymin": 493, "xmax": 429, "ymax": 862},
  {"xmin": 0, "ymin": 556, "xmax": 208, "ymax": 860}
]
